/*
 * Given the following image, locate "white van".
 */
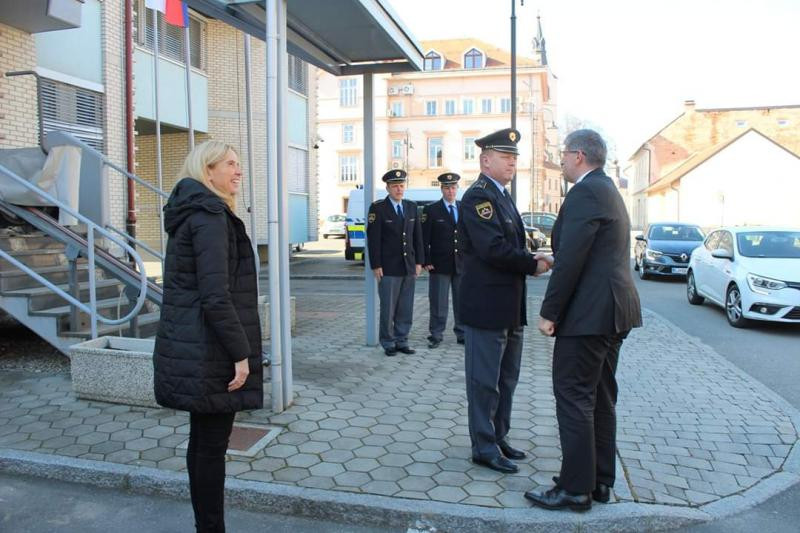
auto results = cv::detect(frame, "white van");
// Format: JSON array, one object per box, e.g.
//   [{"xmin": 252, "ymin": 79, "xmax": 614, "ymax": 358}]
[{"xmin": 344, "ymin": 186, "xmax": 464, "ymax": 261}]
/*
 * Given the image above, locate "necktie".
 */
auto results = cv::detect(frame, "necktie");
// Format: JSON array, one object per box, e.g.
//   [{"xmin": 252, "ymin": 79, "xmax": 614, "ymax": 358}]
[
  {"xmin": 448, "ymin": 204, "xmax": 457, "ymax": 224},
  {"xmin": 396, "ymin": 203, "xmax": 403, "ymax": 219}
]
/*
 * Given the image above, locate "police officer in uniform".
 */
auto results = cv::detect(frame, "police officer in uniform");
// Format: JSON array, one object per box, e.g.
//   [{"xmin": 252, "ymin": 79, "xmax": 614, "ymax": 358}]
[
  {"xmin": 366, "ymin": 169, "xmax": 424, "ymax": 356},
  {"xmin": 459, "ymin": 128, "xmax": 551, "ymax": 473},
  {"xmin": 422, "ymin": 172, "xmax": 464, "ymax": 349}
]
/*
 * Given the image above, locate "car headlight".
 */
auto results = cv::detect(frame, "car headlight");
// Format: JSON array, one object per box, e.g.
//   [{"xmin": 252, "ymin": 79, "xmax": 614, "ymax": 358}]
[
  {"xmin": 747, "ymin": 273, "xmax": 787, "ymax": 293},
  {"xmin": 645, "ymin": 248, "xmax": 663, "ymax": 260}
]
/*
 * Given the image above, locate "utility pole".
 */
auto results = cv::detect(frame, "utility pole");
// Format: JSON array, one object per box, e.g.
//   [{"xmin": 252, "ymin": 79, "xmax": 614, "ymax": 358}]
[{"xmin": 510, "ymin": 1, "xmax": 523, "ymax": 202}]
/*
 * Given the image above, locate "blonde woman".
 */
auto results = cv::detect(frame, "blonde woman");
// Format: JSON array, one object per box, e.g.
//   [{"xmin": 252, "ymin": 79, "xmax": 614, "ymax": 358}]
[{"xmin": 153, "ymin": 140, "xmax": 262, "ymax": 533}]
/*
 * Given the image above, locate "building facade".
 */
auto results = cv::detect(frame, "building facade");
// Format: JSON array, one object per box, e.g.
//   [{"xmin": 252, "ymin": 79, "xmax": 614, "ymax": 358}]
[{"xmin": 317, "ymin": 30, "xmax": 561, "ymax": 221}]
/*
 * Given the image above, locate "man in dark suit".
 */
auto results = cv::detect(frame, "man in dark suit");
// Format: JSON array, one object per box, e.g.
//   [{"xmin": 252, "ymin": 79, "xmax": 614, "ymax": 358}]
[
  {"xmin": 366, "ymin": 169, "xmax": 425, "ymax": 357},
  {"xmin": 525, "ymin": 129, "xmax": 642, "ymax": 512},
  {"xmin": 422, "ymin": 172, "xmax": 464, "ymax": 349},
  {"xmin": 459, "ymin": 128, "xmax": 551, "ymax": 474}
]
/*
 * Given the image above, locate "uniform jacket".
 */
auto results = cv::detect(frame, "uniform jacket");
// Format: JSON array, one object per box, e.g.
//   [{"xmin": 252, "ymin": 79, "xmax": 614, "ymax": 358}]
[
  {"xmin": 153, "ymin": 178, "xmax": 263, "ymax": 414},
  {"xmin": 366, "ymin": 196, "xmax": 424, "ymax": 276},
  {"xmin": 540, "ymin": 168, "xmax": 643, "ymax": 336},
  {"xmin": 458, "ymin": 173, "xmax": 540, "ymax": 329},
  {"xmin": 422, "ymin": 198, "xmax": 463, "ymax": 275}
]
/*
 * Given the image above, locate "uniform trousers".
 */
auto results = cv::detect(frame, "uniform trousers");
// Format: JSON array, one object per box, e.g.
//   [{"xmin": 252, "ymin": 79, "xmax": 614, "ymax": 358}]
[
  {"xmin": 428, "ymin": 272, "xmax": 463, "ymax": 342},
  {"xmin": 464, "ymin": 325, "xmax": 523, "ymax": 458},
  {"xmin": 187, "ymin": 411, "xmax": 236, "ymax": 533},
  {"xmin": 378, "ymin": 274, "xmax": 416, "ymax": 349},
  {"xmin": 552, "ymin": 333, "xmax": 625, "ymax": 494}
]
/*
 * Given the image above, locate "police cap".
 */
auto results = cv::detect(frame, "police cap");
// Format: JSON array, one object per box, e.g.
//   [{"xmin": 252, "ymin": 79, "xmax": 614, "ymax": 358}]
[
  {"xmin": 382, "ymin": 169, "xmax": 407, "ymax": 183},
  {"xmin": 437, "ymin": 172, "xmax": 461, "ymax": 185},
  {"xmin": 474, "ymin": 128, "xmax": 521, "ymax": 155}
]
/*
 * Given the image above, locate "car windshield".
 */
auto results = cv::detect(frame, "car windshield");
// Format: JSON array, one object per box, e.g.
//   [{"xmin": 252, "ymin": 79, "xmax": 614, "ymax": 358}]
[
  {"xmin": 328, "ymin": 215, "xmax": 346, "ymax": 222},
  {"xmin": 737, "ymin": 231, "xmax": 800, "ymax": 258},
  {"xmin": 649, "ymin": 225, "xmax": 704, "ymax": 241}
]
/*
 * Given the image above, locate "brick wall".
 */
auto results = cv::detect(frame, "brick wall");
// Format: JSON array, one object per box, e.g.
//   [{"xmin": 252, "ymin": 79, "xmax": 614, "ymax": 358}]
[{"xmin": 0, "ymin": 23, "xmax": 38, "ymax": 148}]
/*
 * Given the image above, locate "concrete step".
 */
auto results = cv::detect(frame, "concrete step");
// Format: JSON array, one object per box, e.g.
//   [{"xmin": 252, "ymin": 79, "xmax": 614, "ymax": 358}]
[
  {"xmin": 30, "ymin": 296, "xmax": 139, "ymax": 329},
  {"xmin": 0, "ymin": 248, "xmax": 73, "ymax": 270},
  {"xmin": 0, "ymin": 232, "xmax": 63, "ymax": 252},
  {"xmin": 61, "ymin": 310, "xmax": 161, "ymax": 340},
  {"xmin": 0, "ymin": 264, "xmax": 97, "ymax": 291},
  {"xmin": 1, "ymin": 278, "xmax": 124, "ymax": 311}
]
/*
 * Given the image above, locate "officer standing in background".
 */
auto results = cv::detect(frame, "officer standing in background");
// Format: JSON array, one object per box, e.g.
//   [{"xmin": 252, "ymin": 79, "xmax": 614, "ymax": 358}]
[
  {"xmin": 366, "ymin": 169, "xmax": 424, "ymax": 357},
  {"xmin": 422, "ymin": 172, "xmax": 464, "ymax": 349},
  {"xmin": 459, "ymin": 128, "xmax": 551, "ymax": 474}
]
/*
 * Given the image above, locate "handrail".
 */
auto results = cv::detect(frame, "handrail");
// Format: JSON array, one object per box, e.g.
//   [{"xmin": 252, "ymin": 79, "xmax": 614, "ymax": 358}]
[
  {"xmin": 104, "ymin": 224, "xmax": 164, "ymax": 262},
  {"xmin": 0, "ymin": 163, "xmax": 148, "ymax": 338}
]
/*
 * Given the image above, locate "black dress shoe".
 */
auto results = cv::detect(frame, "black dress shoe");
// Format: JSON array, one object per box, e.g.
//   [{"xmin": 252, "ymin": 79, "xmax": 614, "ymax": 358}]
[
  {"xmin": 524, "ymin": 486, "xmax": 591, "ymax": 512},
  {"xmin": 397, "ymin": 346, "xmax": 416, "ymax": 354},
  {"xmin": 427, "ymin": 339, "xmax": 441, "ymax": 349},
  {"xmin": 472, "ymin": 455, "xmax": 519, "ymax": 474},
  {"xmin": 384, "ymin": 347, "xmax": 397, "ymax": 356},
  {"xmin": 552, "ymin": 476, "xmax": 611, "ymax": 503},
  {"xmin": 498, "ymin": 440, "xmax": 527, "ymax": 460},
  {"xmin": 456, "ymin": 338, "xmax": 465, "ymax": 345}
]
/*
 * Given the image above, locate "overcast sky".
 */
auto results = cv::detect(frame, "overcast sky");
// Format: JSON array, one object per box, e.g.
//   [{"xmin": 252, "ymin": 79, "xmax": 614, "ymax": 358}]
[{"xmin": 385, "ymin": 0, "xmax": 800, "ymax": 160}]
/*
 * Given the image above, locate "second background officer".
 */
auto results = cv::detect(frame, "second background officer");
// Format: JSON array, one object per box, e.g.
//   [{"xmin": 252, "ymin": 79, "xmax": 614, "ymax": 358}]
[
  {"xmin": 422, "ymin": 172, "xmax": 464, "ymax": 348},
  {"xmin": 366, "ymin": 170, "xmax": 424, "ymax": 356}
]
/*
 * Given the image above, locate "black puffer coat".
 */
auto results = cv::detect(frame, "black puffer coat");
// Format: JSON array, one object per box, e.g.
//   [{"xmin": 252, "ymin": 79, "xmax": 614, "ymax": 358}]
[{"xmin": 153, "ymin": 178, "xmax": 263, "ymax": 413}]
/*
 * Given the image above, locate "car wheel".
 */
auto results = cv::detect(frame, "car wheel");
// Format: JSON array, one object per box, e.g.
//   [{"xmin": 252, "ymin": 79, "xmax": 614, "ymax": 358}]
[
  {"xmin": 637, "ymin": 259, "xmax": 649, "ymax": 280},
  {"xmin": 323, "ymin": 234, "xmax": 329, "ymax": 239},
  {"xmin": 686, "ymin": 271, "xmax": 705, "ymax": 305},
  {"xmin": 725, "ymin": 284, "xmax": 749, "ymax": 328}
]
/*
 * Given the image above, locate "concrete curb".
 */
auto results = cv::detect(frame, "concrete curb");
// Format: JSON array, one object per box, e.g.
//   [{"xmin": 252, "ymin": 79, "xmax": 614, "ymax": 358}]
[{"xmin": 0, "ymin": 448, "xmax": 763, "ymax": 532}]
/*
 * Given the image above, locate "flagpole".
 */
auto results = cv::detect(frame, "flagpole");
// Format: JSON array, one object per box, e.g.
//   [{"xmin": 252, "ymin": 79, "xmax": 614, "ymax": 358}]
[
  {"xmin": 152, "ymin": 6, "xmax": 165, "ymax": 255},
  {"xmin": 183, "ymin": 22, "xmax": 194, "ymax": 150}
]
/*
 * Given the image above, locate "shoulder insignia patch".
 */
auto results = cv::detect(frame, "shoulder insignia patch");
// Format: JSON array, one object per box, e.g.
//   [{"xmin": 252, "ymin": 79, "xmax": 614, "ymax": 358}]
[
  {"xmin": 476, "ymin": 201, "xmax": 493, "ymax": 220},
  {"xmin": 368, "ymin": 213, "xmax": 376, "ymax": 223},
  {"xmin": 421, "ymin": 212, "xmax": 427, "ymax": 223}
]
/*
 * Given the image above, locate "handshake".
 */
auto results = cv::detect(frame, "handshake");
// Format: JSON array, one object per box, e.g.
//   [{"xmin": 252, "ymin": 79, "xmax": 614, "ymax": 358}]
[{"xmin": 533, "ymin": 252, "xmax": 554, "ymax": 276}]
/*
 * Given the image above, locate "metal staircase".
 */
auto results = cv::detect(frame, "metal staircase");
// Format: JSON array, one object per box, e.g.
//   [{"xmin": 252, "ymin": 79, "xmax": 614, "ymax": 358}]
[{"xmin": 0, "ymin": 132, "xmax": 167, "ymax": 357}]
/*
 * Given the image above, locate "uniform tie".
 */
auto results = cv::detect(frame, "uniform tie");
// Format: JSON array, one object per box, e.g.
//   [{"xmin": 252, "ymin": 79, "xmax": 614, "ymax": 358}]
[
  {"xmin": 448, "ymin": 204, "xmax": 457, "ymax": 224},
  {"xmin": 396, "ymin": 203, "xmax": 404, "ymax": 220}
]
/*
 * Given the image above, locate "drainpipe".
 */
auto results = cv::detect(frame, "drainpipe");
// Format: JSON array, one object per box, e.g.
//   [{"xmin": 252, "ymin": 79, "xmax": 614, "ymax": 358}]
[
  {"xmin": 124, "ymin": 0, "xmax": 137, "ymax": 242},
  {"xmin": 641, "ymin": 146, "xmax": 652, "ymax": 228}
]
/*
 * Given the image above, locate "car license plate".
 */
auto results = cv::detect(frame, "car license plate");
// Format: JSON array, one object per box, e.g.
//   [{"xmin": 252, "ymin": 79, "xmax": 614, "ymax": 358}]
[{"xmin": 673, "ymin": 267, "xmax": 688, "ymax": 275}]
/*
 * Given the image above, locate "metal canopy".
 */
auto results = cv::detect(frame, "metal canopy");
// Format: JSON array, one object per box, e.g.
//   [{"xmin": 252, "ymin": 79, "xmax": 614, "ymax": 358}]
[{"xmin": 186, "ymin": 0, "xmax": 423, "ymax": 75}]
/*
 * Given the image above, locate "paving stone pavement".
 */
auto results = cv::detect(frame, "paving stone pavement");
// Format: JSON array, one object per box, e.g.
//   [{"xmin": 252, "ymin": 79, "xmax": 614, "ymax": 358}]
[{"xmin": 0, "ymin": 291, "xmax": 798, "ymax": 513}]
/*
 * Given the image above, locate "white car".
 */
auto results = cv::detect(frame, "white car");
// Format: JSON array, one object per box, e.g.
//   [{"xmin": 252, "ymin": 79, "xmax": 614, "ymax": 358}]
[
  {"xmin": 321, "ymin": 214, "xmax": 346, "ymax": 239},
  {"xmin": 686, "ymin": 227, "xmax": 800, "ymax": 327}
]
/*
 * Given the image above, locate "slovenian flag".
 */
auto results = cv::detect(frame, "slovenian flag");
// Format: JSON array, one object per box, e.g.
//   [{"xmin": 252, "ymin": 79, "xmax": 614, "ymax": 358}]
[{"xmin": 165, "ymin": 0, "xmax": 189, "ymax": 28}]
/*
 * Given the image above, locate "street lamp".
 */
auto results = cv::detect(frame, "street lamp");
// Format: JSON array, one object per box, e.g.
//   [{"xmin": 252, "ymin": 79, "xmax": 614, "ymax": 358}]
[{"xmin": 510, "ymin": 0, "xmax": 524, "ymax": 203}]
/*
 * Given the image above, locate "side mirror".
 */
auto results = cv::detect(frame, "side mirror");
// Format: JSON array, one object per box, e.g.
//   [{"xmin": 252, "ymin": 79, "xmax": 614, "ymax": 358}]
[
  {"xmin": 711, "ymin": 248, "xmax": 734, "ymax": 261},
  {"xmin": 635, "ymin": 234, "xmax": 645, "ymax": 242}
]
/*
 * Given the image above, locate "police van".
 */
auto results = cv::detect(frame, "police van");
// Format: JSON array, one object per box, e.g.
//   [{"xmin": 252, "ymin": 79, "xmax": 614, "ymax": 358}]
[{"xmin": 344, "ymin": 187, "xmax": 464, "ymax": 261}]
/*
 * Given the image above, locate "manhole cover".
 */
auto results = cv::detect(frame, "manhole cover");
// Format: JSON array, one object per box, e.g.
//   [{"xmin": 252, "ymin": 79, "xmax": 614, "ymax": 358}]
[{"xmin": 178, "ymin": 423, "xmax": 280, "ymax": 458}]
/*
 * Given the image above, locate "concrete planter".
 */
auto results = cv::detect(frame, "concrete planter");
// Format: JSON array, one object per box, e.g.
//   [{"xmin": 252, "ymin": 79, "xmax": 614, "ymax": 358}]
[
  {"xmin": 258, "ymin": 295, "xmax": 296, "ymax": 339},
  {"xmin": 69, "ymin": 336, "xmax": 157, "ymax": 408}
]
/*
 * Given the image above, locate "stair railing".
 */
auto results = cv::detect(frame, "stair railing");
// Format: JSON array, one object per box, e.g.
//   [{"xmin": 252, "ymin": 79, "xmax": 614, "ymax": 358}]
[{"xmin": 0, "ymin": 163, "xmax": 148, "ymax": 339}]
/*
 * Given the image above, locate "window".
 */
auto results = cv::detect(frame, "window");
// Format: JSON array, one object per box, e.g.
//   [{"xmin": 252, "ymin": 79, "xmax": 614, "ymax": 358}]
[
  {"xmin": 288, "ymin": 147, "xmax": 308, "ymax": 193},
  {"xmin": 735, "ymin": 119, "xmax": 747, "ymax": 127},
  {"xmin": 40, "ymin": 78, "xmax": 104, "ymax": 151},
  {"xmin": 445, "ymin": 100, "xmax": 456, "ymax": 115},
  {"xmin": 778, "ymin": 119, "xmax": 790, "ymax": 127},
  {"xmin": 704, "ymin": 231, "xmax": 721, "ymax": 251},
  {"xmin": 462, "ymin": 99, "xmax": 474, "ymax": 115},
  {"xmin": 424, "ymin": 51, "xmax": 442, "ymax": 71},
  {"xmin": 392, "ymin": 139, "xmax": 403, "ymax": 159},
  {"xmin": 481, "ymin": 98, "xmax": 492, "ymax": 114},
  {"xmin": 500, "ymin": 98, "xmax": 511, "ymax": 113},
  {"xmin": 134, "ymin": 0, "xmax": 204, "ymax": 69},
  {"xmin": 428, "ymin": 137, "xmax": 443, "ymax": 168},
  {"xmin": 339, "ymin": 78, "xmax": 357, "ymax": 107},
  {"xmin": 391, "ymin": 101, "xmax": 404, "ymax": 117},
  {"xmin": 464, "ymin": 48, "xmax": 483, "ymax": 69},
  {"xmin": 425, "ymin": 100, "xmax": 437, "ymax": 116},
  {"xmin": 718, "ymin": 231, "xmax": 734, "ymax": 255},
  {"xmin": 339, "ymin": 155, "xmax": 358, "ymax": 182},
  {"xmin": 288, "ymin": 54, "xmax": 308, "ymax": 95},
  {"xmin": 464, "ymin": 137, "xmax": 476, "ymax": 160},
  {"xmin": 342, "ymin": 124, "xmax": 354, "ymax": 143}
]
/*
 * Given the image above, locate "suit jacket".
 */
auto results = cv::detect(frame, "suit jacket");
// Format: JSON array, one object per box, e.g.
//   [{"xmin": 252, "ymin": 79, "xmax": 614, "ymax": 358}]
[
  {"xmin": 422, "ymin": 199, "xmax": 463, "ymax": 275},
  {"xmin": 366, "ymin": 196, "xmax": 424, "ymax": 276},
  {"xmin": 458, "ymin": 173, "xmax": 540, "ymax": 329},
  {"xmin": 540, "ymin": 168, "xmax": 643, "ymax": 336}
]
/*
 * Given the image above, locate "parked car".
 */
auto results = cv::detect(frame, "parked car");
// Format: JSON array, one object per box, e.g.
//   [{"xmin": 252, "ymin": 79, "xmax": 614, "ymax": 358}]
[
  {"xmin": 521, "ymin": 212, "xmax": 557, "ymax": 245},
  {"xmin": 524, "ymin": 225, "xmax": 545, "ymax": 252},
  {"xmin": 321, "ymin": 214, "xmax": 346, "ymax": 238},
  {"xmin": 686, "ymin": 227, "xmax": 800, "ymax": 327},
  {"xmin": 634, "ymin": 222, "xmax": 705, "ymax": 279}
]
